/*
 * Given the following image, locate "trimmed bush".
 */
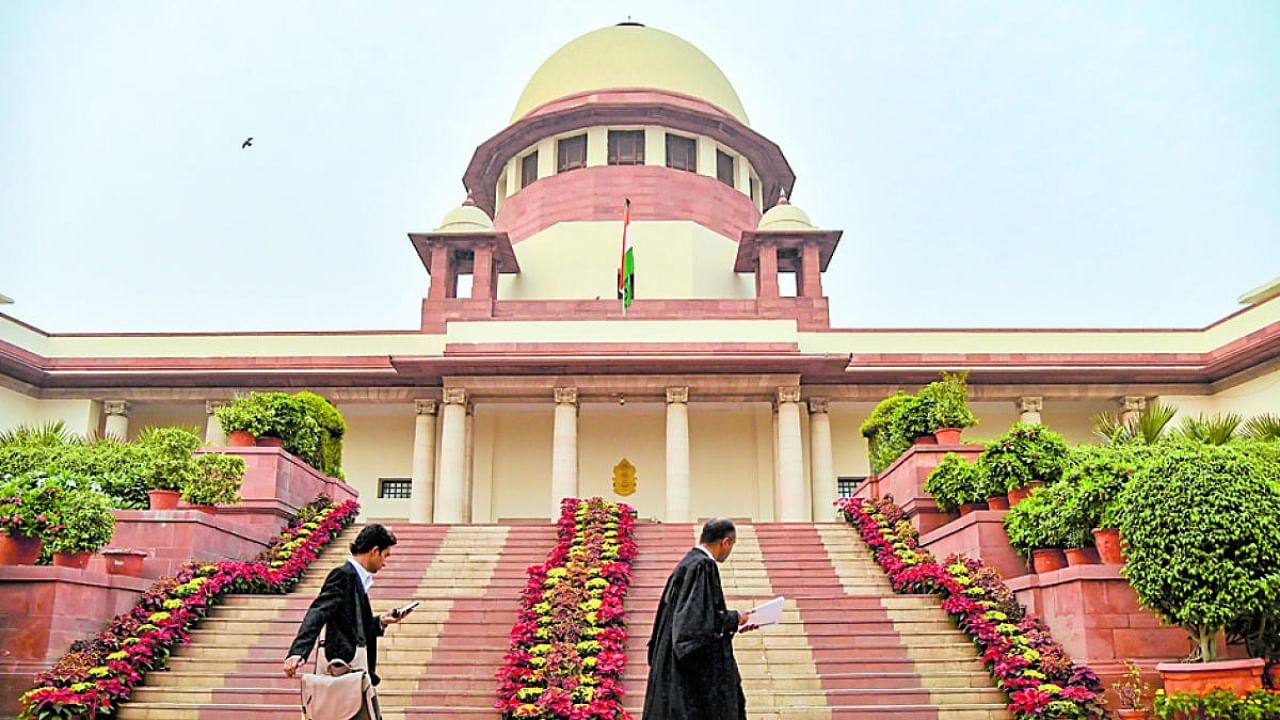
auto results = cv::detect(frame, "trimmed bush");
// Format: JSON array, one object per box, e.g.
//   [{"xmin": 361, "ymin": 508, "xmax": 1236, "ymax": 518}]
[
  {"xmin": 1003, "ymin": 483, "xmax": 1084, "ymax": 554},
  {"xmin": 918, "ymin": 371, "xmax": 977, "ymax": 431},
  {"xmin": 976, "ymin": 423, "xmax": 1068, "ymax": 492},
  {"xmin": 924, "ymin": 453, "xmax": 986, "ymax": 512},
  {"xmin": 137, "ymin": 426, "xmax": 202, "ymax": 492},
  {"xmin": 1117, "ymin": 443, "xmax": 1280, "ymax": 661},
  {"xmin": 183, "ymin": 454, "xmax": 246, "ymax": 507},
  {"xmin": 44, "ymin": 487, "xmax": 116, "ymax": 554}
]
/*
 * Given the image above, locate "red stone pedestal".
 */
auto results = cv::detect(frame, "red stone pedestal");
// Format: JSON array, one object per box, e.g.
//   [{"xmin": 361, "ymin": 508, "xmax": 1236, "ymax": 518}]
[
  {"xmin": 920, "ymin": 510, "xmax": 1028, "ymax": 581},
  {"xmin": 195, "ymin": 447, "xmax": 358, "ymax": 536},
  {"xmin": 87, "ymin": 509, "xmax": 277, "ymax": 579},
  {"xmin": 0, "ymin": 566, "xmax": 151, "ymax": 716},
  {"xmin": 1007, "ymin": 565, "xmax": 1191, "ymax": 707},
  {"xmin": 876, "ymin": 444, "xmax": 984, "ymax": 534}
]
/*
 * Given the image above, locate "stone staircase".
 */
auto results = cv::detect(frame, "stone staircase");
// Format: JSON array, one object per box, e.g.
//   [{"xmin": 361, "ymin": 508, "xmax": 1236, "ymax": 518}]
[
  {"xmin": 624, "ymin": 522, "xmax": 1009, "ymax": 720},
  {"xmin": 117, "ymin": 523, "xmax": 557, "ymax": 719},
  {"xmin": 112, "ymin": 519, "xmax": 1007, "ymax": 719}
]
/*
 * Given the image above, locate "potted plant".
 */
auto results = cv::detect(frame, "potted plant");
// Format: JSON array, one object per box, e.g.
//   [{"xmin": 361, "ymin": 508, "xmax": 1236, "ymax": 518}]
[
  {"xmin": 897, "ymin": 395, "xmax": 937, "ymax": 445},
  {"xmin": 1112, "ymin": 660, "xmax": 1152, "ymax": 719},
  {"xmin": 45, "ymin": 489, "xmax": 116, "ymax": 569},
  {"xmin": 101, "ymin": 547, "xmax": 149, "ymax": 577},
  {"xmin": 918, "ymin": 371, "xmax": 978, "ymax": 444},
  {"xmin": 924, "ymin": 453, "xmax": 985, "ymax": 515},
  {"xmin": 213, "ymin": 398, "xmax": 265, "ymax": 447},
  {"xmin": 181, "ymin": 453, "xmax": 246, "ymax": 512},
  {"xmin": 1004, "ymin": 485, "xmax": 1073, "ymax": 574},
  {"xmin": 977, "ymin": 423, "xmax": 1068, "ymax": 506},
  {"xmin": 137, "ymin": 426, "xmax": 202, "ymax": 509},
  {"xmin": 1118, "ymin": 443, "xmax": 1280, "ymax": 693},
  {"xmin": 295, "ymin": 391, "xmax": 348, "ymax": 478},
  {"xmin": 0, "ymin": 475, "xmax": 60, "ymax": 565}
]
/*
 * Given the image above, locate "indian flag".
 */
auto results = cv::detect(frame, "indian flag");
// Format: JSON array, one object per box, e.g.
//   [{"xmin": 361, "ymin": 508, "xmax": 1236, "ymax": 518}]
[{"xmin": 617, "ymin": 198, "xmax": 635, "ymax": 312}]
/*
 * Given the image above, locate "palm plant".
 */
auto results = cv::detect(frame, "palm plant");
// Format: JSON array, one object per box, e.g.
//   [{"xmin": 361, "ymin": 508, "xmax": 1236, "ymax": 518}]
[
  {"xmin": 1174, "ymin": 412, "xmax": 1243, "ymax": 445},
  {"xmin": 1090, "ymin": 400, "xmax": 1178, "ymax": 445},
  {"xmin": 1242, "ymin": 413, "xmax": 1280, "ymax": 442},
  {"xmin": 0, "ymin": 420, "xmax": 83, "ymax": 448}
]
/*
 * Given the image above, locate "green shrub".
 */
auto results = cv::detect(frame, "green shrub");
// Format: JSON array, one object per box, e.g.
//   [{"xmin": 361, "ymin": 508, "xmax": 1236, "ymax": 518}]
[
  {"xmin": 1003, "ymin": 483, "xmax": 1084, "ymax": 554},
  {"xmin": 44, "ymin": 487, "xmax": 116, "ymax": 554},
  {"xmin": 1153, "ymin": 688, "xmax": 1280, "ymax": 720},
  {"xmin": 213, "ymin": 400, "xmax": 267, "ymax": 437},
  {"xmin": 863, "ymin": 393, "xmax": 915, "ymax": 474},
  {"xmin": 137, "ymin": 426, "xmax": 202, "ymax": 492},
  {"xmin": 183, "ymin": 454, "xmax": 246, "ymax": 506},
  {"xmin": 1059, "ymin": 444, "xmax": 1152, "ymax": 532},
  {"xmin": 924, "ymin": 453, "xmax": 985, "ymax": 512},
  {"xmin": 295, "ymin": 391, "xmax": 346, "ymax": 478},
  {"xmin": 976, "ymin": 423, "xmax": 1069, "ymax": 492},
  {"xmin": 918, "ymin": 371, "xmax": 977, "ymax": 431},
  {"xmin": 1117, "ymin": 443, "xmax": 1280, "ymax": 661},
  {"xmin": 0, "ymin": 473, "xmax": 61, "ymax": 538}
]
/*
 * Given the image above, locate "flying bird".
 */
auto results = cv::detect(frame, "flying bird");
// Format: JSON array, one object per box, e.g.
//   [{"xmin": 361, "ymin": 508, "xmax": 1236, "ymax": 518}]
[{"xmin": 242, "ymin": 137, "xmax": 253, "ymax": 149}]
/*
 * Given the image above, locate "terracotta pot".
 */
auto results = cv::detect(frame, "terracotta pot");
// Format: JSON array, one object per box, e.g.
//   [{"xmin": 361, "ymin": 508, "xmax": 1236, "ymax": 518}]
[
  {"xmin": 0, "ymin": 533, "xmax": 42, "ymax": 565},
  {"xmin": 1157, "ymin": 658, "xmax": 1265, "ymax": 696},
  {"xmin": 986, "ymin": 495, "xmax": 1010, "ymax": 511},
  {"xmin": 1008, "ymin": 486, "xmax": 1031, "ymax": 507},
  {"xmin": 912, "ymin": 435, "xmax": 937, "ymax": 446},
  {"xmin": 1064, "ymin": 547, "xmax": 1099, "ymax": 566},
  {"xmin": 1093, "ymin": 528, "xmax": 1124, "ymax": 564},
  {"xmin": 1031, "ymin": 548, "xmax": 1068, "ymax": 574},
  {"xmin": 227, "ymin": 430, "xmax": 256, "ymax": 447},
  {"xmin": 958, "ymin": 502, "xmax": 987, "ymax": 516},
  {"xmin": 52, "ymin": 551, "xmax": 92, "ymax": 570},
  {"xmin": 1116, "ymin": 710, "xmax": 1150, "ymax": 720},
  {"xmin": 256, "ymin": 435, "xmax": 285, "ymax": 448},
  {"xmin": 102, "ymin": 549, "xmax": 147, "ymax": 577},
  {"xmin": 147, "ymin": 489, "xmax": 181, "ymax": 510},
  {"xmin": 1267, "ymin": 663, "xmax": 1280, "ymax": 689},
  {"xmin": 933, "ymin": 427, "xmax": 963, "ymax": 444},
  {"xmin": 1026, "ymin": 480, "xmax": 1046, "ymax": 492}
]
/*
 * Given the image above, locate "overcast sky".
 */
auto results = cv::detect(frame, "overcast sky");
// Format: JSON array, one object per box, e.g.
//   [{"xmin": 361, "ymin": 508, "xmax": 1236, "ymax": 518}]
[{"xmin": 1, "ymin": 1, "xmax": 1277, "ymax": 333}]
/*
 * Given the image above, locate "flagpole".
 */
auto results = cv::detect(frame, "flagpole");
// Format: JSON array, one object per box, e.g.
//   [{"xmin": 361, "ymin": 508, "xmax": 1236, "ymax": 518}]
[{"xmin": 619, "ymin": 198, "xmax": 631, "ymax": 317}]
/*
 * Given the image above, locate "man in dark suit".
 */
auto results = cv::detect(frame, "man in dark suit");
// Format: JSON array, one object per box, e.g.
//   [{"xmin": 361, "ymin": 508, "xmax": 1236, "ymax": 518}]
[{"xmin": 282, "ymin": 524, "xmax": 408, "ymax": 692}]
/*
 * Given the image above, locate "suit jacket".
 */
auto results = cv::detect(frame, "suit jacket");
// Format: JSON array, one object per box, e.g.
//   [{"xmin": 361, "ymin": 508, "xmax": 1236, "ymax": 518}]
[{"xmin": 287, "ymin": 561, "xmax": 386, "ymax": 685}]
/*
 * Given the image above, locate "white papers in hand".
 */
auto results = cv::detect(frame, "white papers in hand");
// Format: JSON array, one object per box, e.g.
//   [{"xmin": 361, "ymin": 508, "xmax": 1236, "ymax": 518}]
[{"xmin": 747, "ymin": 596, "xmax": 785, "ymax": 627}]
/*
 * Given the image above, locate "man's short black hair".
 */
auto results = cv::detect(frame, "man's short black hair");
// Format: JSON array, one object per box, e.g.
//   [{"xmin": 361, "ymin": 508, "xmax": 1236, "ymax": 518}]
[
  {"xmin": 700, "ymin": 517, "xmax": 736, "ymax": 544},
  {"xmin": 350, "ymin": 524, "xmax": 398, "ymax": 554}
]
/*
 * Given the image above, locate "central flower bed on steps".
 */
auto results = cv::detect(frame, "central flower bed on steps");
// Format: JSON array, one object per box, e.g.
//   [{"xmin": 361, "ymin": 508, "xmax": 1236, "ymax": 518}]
[
  {"xmin": 18, "ymin": 496, "xmax": 358, "ymax": 720},
  {"xmin": 838, "ymin": 496, "xmax": 1107, "ymax": 720},
  {"xmin": 496, "ymin": 497, "xmax": 637, "ymax": 719}
]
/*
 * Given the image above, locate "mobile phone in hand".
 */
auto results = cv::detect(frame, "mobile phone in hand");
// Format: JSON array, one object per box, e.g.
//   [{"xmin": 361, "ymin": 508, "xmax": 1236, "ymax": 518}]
[{"xmin": 392, "ymin": 601, "xmax": 420, "ymax": 618}]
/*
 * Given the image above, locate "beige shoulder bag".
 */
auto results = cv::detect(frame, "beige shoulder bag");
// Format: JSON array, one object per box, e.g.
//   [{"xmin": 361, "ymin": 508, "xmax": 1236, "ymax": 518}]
[{"xmin": 299, "ymin": 596, "xmax": 379, "ymax": 720}]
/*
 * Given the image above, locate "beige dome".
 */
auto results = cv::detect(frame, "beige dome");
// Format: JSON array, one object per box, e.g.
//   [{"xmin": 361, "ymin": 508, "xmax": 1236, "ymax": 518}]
[
  {"xmin": 758, "ymin": 202, "xmax": 814, "ymax": 231},
  {"xmin": 435, "ymin": 202, "xmax": 494, "ymax": 233},
  {"xmin": 511, "ymin": 24, "xmax": 749, "ymax": 125}
]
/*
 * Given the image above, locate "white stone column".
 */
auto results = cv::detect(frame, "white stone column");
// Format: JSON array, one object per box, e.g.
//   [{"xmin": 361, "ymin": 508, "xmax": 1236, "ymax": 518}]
[
  {"xmin": 435, "ymin": 388, "xmax": 468, "ymax": 524},
  {"xmin": 808, "ymin": 398, "xmax": 836, "ymax": 521},
  {"xmin": 550, "ymin": 387, "xmax": 579, "ymax": 520},
  {"xmin": 464, "ymin": 403, "xmax": 475, "ymax": 522},
  {"xmin": 409, "ymin": 400, "xmax": 438, "ymax": 524},
  {"xmin": 665, "ymin": 387, "xmax": 691, "ymax": 523},
  {"xmin": 775, "ymin": 387, "xmax": 807, "ymax": 521},
  {"xmin": 103, "ymin": 400, "xmax": 130, "ymax": 441},
  {"xmin": 1018, "ymin": 396, "xmax": 1043, "ymax": 425},
  {"xmin": 1120, "ymin": 396, "xmax": 1146, "ymax": 427},
  {"xmin": 204, "ymin": 400, "xmax": 228, "ymax": 446}
]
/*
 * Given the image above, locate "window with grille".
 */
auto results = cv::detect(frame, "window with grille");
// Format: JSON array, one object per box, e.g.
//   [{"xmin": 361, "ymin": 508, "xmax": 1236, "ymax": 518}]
[
  {"xmin": 837, "ymin": 477, "xmax": 865, "ymax": 499},
  {"xmin": 521, "ymin": 151, "xmax": 539, "ymax": 188},
  {"xmin": 665, "ymin": 133, "xmax": 697, "ymax": 172},
  {"xmin": 378, "ymin": 478, "xmax": 412, "ymax": 499},
  {"xmin": 608, "ymin": 130, "xmax": 645, "ymax": 165},
  {"xmin": 716, "ymin": 149, "xmax": 735, "ymax": 186},
  {"xmin": 557, "ymin": 134, "xmax": 587, "ymax": 173}
]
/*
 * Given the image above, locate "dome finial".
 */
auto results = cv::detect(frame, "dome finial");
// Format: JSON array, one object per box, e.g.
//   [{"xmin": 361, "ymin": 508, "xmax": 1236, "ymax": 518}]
[{"xmin": 777, "ymin": 187, "xmax": 790, "ymax": 206}]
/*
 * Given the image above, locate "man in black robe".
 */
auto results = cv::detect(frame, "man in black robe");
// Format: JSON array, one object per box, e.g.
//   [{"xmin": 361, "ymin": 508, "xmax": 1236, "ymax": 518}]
[{"xmin": 643, "ymin": 517, "xmax": 755, "ymax": 720}]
